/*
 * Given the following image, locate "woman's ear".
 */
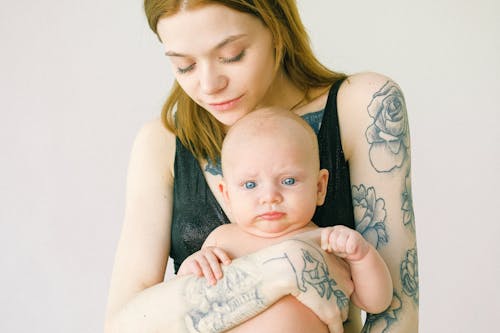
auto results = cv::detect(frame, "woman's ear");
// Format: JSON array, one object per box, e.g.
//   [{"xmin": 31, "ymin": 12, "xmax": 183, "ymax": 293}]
[{"xmin": 316, "ymin": 169, "xmax": 329, "ymax": 206}]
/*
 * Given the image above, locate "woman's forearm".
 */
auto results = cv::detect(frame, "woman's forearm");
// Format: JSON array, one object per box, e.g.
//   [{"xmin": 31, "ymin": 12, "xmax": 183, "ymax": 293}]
[
  {"xmin": 107, "ymin": 233, "xmax": 352, "ymax": 333},
  {"xmin": 106, "ymin": 240, "xmax": 301, "ymax": 333}
]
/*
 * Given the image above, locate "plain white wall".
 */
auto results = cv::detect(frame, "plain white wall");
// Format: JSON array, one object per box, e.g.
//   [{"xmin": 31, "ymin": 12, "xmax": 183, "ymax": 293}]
[{"xmin": 0, "ymin": 1, "xmax": 498, "ymax": 332}]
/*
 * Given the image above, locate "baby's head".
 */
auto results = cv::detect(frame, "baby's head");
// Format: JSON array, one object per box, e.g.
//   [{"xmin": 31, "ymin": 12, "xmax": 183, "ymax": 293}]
[{"xmin": 219, "ymin": 107, "xmax": 329, "ymax": 238}]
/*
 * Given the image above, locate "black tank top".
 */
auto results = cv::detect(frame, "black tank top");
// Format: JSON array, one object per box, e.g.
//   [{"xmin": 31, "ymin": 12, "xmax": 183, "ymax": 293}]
[{"xmin": 170, "ymin": 79, "xmax": 354, "ymax": 273}]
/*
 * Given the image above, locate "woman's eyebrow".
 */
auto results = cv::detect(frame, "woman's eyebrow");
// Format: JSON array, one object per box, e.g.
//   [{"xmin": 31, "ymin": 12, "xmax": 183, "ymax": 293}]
[{"xmin": 165, "ymin": 34, "xmax": 247, "ymax": 57}]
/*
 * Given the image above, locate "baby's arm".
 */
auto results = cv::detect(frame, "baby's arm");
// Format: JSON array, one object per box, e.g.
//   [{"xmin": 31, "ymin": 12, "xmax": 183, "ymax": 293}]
[
  {"xmin": 177, "ymin": 229, "xmax": 232, "ymax": 285},
  {"xmin": 321, "ymin": 226, "xmax": 392, "ymax": 314}
]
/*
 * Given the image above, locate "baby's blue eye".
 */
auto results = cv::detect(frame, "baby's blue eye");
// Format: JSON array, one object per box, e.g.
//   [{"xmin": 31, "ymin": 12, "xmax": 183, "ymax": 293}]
[
  {"xmin": 282, "ymin": 178, "xmax": 296, "ymax": 185},
  {"xmin": 244, "ymin": 181, "xmax": 256, "ymax": 189}
]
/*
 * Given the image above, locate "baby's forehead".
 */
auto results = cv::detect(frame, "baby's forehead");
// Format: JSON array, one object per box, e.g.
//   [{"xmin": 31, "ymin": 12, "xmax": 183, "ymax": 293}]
[
  {"xmin": 222, "ymin": 110, "xmax": 318, "ymax": 161},
  {"xmin": 226, "ymin": 109, "xmax": 314, "ymax": 142}
]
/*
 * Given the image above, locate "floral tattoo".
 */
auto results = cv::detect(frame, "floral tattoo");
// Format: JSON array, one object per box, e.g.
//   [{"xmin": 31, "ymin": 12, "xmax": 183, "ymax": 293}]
[
  {"xmin": 401, "ymin": 170, "xmax": 415, "ymax": 230},
  {"xmin": 366, "ymin": 81, "xmax": 410, "ymax": 173},
  {"xmin": 205, "ymin": 157, "xmax": 222, "ymax": 176},
  {"xmin": 362, "ymin": 292, "xmax": 402, "ymax": 333},
  {"xmin": 352, "ymin": 184, "xmax": 388, "ymax": 249},
  {"xmin": 401, "ymin": 248, "xmax": 419, "ymax": 305}
]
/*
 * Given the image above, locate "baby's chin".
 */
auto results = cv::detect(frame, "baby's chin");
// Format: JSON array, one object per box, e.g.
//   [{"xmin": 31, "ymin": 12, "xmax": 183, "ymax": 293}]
[{"xmin": 242, "ymin": 222, "xmax": 315, "ymax": 239}]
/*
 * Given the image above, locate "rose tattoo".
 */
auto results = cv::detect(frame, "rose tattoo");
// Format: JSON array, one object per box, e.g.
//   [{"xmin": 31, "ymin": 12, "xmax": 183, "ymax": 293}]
[{"xmin": 366, "ymin": 81, "xmax": 410, "ymax": 172}]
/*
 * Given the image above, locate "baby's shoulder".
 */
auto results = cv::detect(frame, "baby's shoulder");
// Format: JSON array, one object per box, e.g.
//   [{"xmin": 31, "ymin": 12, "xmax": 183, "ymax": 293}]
[{"xmin": 206, "ymin": 223, "xmax": 244, "ymax": 245}]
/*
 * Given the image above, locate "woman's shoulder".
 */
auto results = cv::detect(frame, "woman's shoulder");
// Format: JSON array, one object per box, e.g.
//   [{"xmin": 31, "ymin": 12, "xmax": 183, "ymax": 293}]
[
  {"xmin": 339, "ymin": 71, "xmax": 398, "ymax": 105},
  {"xmin": 129, "ymin": 117, "xmax": 177, "ymax": 185},
  {"xmin": 133, "ymin": 117, "xmax": 176, "ymax": 153},
  {"xmin": 336, "ymin": 72, "xmax": 405, "ymax": 159}
]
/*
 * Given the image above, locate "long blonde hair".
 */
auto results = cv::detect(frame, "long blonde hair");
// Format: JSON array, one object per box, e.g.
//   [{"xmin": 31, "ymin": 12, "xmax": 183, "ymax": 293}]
[{"xmin": 144, "ymin": 0, "xmax": 346, "ymax": 162}]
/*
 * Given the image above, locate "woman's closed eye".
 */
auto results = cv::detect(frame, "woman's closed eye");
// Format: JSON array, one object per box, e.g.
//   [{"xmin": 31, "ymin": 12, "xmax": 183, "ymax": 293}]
[
  {"xmin": 177, "ymin": 63, "xmax": 195, "ymax": 74},
  {"xmin": 176, "ymin": 50, "xmax": 246, "ymax": 74},
  {"xmin": 219, "ymin": 49, "xmax": 246, "ymax": 64}
]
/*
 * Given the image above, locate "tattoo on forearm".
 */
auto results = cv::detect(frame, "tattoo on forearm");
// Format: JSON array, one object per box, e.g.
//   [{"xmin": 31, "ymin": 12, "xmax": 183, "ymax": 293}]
[
  {"xmin": 264, "ymin": 241, "xmax": 350, "ymax": 311},
  {"xmin": 352, "ymin": 184, "xmax": 388, "ymax": 249},
  {"xmin": 365, "ymin": 81, "xmax": 410, "ymax": 173},
  {"xmin": 401, "ymin": 248, "xmax": 419, "ymax": 305},
  {"xmin": 401, "ymin": 170, "xmax": 415, "ymax": 231},
  {"xmin": 183, "ymin": 240, "xmax": 351, "ymax": 332},
  {"xmin": 362, "ymin": 292, "xmax": 403, "ymax": 333},
  {"xmin": 184, "ymin": 264, "xmax": 266, "ymax": 333}
]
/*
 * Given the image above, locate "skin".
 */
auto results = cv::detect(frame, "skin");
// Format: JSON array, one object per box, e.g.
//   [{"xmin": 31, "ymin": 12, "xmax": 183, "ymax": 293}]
[
  {"xmin": 156, "ymin": 4, "xmax": 309, "ymax": 128},
  {"xmin": 178, "ymin": 110, "xmax": 393, "ymax": 332},
  {"xmin": 105, "ymin": 3, "xmax": 418, "ymax": 333}
]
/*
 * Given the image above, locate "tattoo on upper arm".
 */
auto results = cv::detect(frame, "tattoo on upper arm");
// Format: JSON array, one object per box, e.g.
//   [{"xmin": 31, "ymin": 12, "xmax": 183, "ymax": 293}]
[
  {"xmin": 365, "ymin": 81, "xmax": 410, "ymax": 173},
  {"xmin": 401, "ymin": 170, "xmax": 415, "ymax": 230},
  {"xmin": 352, "ymin": 184, "xmax": 388, "ymax": 249},
  {"xmin": 362, "ymin": 292, "xmax": 403, "ymax": 333},
  {"xmin": 401, "ymin": 248, "xmax": 419, "ymax": 305}
]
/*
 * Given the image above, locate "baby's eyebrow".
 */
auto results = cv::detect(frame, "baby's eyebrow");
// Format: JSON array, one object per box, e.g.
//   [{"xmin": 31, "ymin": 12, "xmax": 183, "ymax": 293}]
[{"xmin": 165, "ymin": 34, "xmax": 247, "ymax": 57}]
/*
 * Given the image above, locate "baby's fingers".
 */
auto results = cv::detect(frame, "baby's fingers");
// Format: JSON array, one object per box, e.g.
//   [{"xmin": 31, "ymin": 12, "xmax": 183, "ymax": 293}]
[
  {"xmin": 321, "ymin": 227, "xmax": 334, "ymax": 251},
  {"xmin": 199, "ymin": 252, "xmax": 221, "ymax": 285},
  {"xmin": 212, "ymin": 247, "xmax": 232, "ymax": 266}
]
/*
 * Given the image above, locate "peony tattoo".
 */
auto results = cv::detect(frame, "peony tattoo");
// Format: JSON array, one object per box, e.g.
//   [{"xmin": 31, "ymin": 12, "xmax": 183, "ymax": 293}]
[
  {"xmin": 363, "ymin": 292, "xmax": 402, "ymax": 333},
  {"xmin": 352, "ymin": 184, "xmax": 388, "ymax": 249},
  {"xmin": 401, "ymin": 170, "xmax": 415, "ymax": 230},
  {"xmin": 366, "ymin": 81, "xmax": 410, "ymax": 173},
  {"xmin": 401, "ymin": 248, "xmax": 419, "ymax": 305}
]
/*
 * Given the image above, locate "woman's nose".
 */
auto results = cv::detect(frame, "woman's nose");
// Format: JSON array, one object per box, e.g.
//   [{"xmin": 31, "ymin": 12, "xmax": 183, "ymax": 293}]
[{"xmin": 199, "ymin": 63, "xmax": 227, "ymax": 95}]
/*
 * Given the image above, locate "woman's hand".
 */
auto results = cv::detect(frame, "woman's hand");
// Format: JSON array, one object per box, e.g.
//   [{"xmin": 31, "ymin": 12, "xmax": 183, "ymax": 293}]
[
  {"xmin": 264, "ymin": 230, "xmax": 354, "ymax": 333},
  {"xmin": 177, "ymin": 246, "xmax": 232, "ymax": 285}
]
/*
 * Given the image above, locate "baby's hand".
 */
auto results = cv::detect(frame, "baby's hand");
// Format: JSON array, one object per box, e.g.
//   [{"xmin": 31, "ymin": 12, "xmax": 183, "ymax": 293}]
[
  {"xmin": 320, "ymin": 226, "xmax": 370, "ymax": 262},
  {"xmin": 177, "ymin": 247, "xmax": 232, "ymax": 285}
]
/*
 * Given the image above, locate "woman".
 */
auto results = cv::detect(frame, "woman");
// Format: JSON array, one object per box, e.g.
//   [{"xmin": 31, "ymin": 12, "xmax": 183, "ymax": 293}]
[{"xmin": 105, "ymin": 1, "xmax": 419, "ymax": 332}]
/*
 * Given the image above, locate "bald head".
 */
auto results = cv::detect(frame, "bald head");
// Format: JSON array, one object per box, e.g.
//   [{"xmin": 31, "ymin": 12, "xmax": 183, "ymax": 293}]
[{"xmin": 221, "ymin": 107, "xmax": 320, "ymax": 174}]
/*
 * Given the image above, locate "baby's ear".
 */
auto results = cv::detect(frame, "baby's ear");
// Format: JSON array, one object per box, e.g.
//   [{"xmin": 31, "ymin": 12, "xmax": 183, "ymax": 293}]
[
  {"xmin": 316, "ymin": 169, "xmax": 329, "ymax": 206},
  {"xmin": 219, "ymin": 180, "xmax": 230, "ymax": 205}
]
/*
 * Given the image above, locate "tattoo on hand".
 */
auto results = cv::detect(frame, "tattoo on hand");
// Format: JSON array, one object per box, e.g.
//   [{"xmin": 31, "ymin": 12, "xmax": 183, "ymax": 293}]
[
  {"xmin": 365, "ymin": 81, "xmax": 410, "ymax": 173},
  {"xmin": 184, "ymin": 264, "xmax": 266, "ymax": 333},
  {"xmin": 401, "ymin": 248, "xmax": 419, "ymax": 305},
  {"xmin": 265, "ymin": 241, "xmax": 349, "ymax": 311},
  {"xmin": 352, "ymin": 184, "xmax": 388, "ymax": 249},
  {"xmin": 401, "ymin": 170, "xmax": 415, "ymax": 231},
  {"xmin": 362, "ymin": 292, "xmax": 403, "ymax": 333}
]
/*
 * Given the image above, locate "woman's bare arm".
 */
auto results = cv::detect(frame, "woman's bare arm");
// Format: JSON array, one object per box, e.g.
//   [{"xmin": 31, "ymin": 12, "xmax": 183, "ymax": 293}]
[
  {"xmin": 339, "ymin": 73, "xmax": 419, "ymax": 332},
  {"xmin": 105, "ymin": 118, "xmax": 176, "ymax": 331},
  {"xmin": 108, "ymin": 230, "xmax": 353, "ymax": 332}
]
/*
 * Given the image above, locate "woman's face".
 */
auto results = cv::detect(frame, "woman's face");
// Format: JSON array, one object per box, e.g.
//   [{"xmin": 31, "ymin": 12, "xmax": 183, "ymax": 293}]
[{"xmin": 157, "ymin": 4, "xmax": 278, "ymax": 127}]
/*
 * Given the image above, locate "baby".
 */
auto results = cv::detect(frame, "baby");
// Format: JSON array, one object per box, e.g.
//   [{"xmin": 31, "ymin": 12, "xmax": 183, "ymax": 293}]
[{"xmin": 178, "ymin": 107, "xmax": 392, "ymax": 332}]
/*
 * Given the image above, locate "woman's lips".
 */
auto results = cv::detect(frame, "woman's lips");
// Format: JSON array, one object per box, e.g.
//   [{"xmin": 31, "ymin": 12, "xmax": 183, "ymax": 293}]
[
  {"xmin": 258, "ymin": 212, "xmax": 285, "ymax": 220},
  {"xmin": 208, "ymin": 95, "xmax": 243, "ymax": 111}
]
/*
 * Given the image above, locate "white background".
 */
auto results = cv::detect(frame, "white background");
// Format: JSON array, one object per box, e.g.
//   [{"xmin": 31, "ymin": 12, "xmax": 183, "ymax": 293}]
[{"xmin": 0, "ymin": 0, "xmax": 498, "ymax": 332}]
